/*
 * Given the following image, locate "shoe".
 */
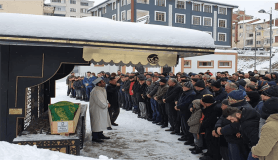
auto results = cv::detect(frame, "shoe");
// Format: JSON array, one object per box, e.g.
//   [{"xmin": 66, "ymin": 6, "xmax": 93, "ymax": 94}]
[
  {"xmin": 189, "ymin": 146, "xmax": 196, "ymax": 151},
  {"xmin": 199, "ymin": 156, "xmax": 213, "ymax": 160},
  {"xmin": 152, "ymin": 121, "xmax": 159, "ymax": 124},
  {"xmin": 165, "ymin": 128, "xmax": 174, "ymax": 131},
  {"xmin": 190, "ymin": 143, "xmax": 195, "ymax": 146},
  {"xmin": 99, "ymin": 135, "xmax": 110, "ymax": 139},
  {"xmin": 170, "ymin": 131, "xmax": 176, "ymax": 134},
  {"xmin": 156, "ymin": 122, "xmax": 163, "ymax": 125},
  {"xmin": 161, "ymin": 125, "xmax": 168, "ymax": 128},
  {"xmin": 174, "ymin": 132, "xmax": 180, "ymax": 135},
  {"xmin": 107, "ymin": 127, "xmax": 112, "ymax": 130},
  {"xmin": 191, "ymin": 147, "xmax": 203, "ymax": 154},
  {"xmin": 176, "ymin": 132, "xmax": 184, "ymax": 135},
  {"xmin": 178, "ymin": 137, "xmax": 188, "ymax": 141},
  {"xmin": 147, "ymin": 118, "xmax": 154, "ymax": 121},
  {"xmin": 184, "ymin": 141, "xmax": 194, "ymax": 145},
  {"xmin": 92, "ymin": 139, "xmax": 104, "ymax": 143},
  {"xmin": 111, "ymin": 123, "xmax": 118, "ymax": 126}
]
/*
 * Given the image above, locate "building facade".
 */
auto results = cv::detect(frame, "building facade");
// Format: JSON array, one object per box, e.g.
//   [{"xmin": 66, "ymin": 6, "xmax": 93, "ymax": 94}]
[
  {"xmin": 88, "ymin": 0, "xmax": 238, "ymax": 48},
  {"xmin": 0, "ymin": 0, "xmax": 54, "ymax": 15},
  {"xmin": 50, "ymin": 0, "xmax": 94, "ymax": 17}
]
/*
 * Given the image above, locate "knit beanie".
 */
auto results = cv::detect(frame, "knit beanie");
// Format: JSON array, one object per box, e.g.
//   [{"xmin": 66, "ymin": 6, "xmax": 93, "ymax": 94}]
[
  {"xmin": 194, "ymin": 80, "xmax": 205, "ymax": 88},
  {"xmin": 222, "ymin": 99, "xmax": 229, "ymax": 105},
  {"xmin": 211, "ymin": 81, "xmax": 221, "ymax": 88},
  {"xmin": 228, "ymin": 89, "xmax": 247, "ymax": 101},
  {"xmin": 246, "ymin": 91, "xmax": 261, "ymax": 102},
  {"xmin": 261, "ymin": 97, "xmax": 278, "ymax": 119},
  {"xmin": 160, "ymin": 78, "xmax": 167, "ymax": 83},
  {"xmin": 207, "ymin": 79, "xmax": 216, "ymax": 84},
  {"xmin": 146, "ymin": 78, "xmax": 152, "ymax": 82},
  {"xmin": 250, "ymin": 77, "xmax": 257, "ymax": 83},
  {"xmin": 237, "ymin": 80, "xmax": 246, "ymax": 87},
  {"xmin": 183, "ymin": 81, "xmax": 194, "ymax": 90},
  {"xmin": 262, "ymin": 86, "xmax": 278, "ymax": 98},
  {"xmin": 192, "ymin": 78, "xmax": 199, "ymax": 83},
  {"xmin": 202, "ymin": 94, "xmax": 215, "ymax": 103}
]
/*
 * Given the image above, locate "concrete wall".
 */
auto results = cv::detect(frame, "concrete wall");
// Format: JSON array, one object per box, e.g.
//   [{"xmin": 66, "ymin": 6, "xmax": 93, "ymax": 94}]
[{"xmin": 0, "ymin": 0, "xmax": 44, "ymax": 15}]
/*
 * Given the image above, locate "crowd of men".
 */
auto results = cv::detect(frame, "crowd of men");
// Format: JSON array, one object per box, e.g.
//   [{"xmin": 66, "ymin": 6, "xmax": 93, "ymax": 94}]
[{"xmin": 66, "ymin": 69, "xmax": 278, "ymax": 160}]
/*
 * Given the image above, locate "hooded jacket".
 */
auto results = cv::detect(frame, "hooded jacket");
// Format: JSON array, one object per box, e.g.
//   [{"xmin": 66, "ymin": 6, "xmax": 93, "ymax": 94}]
[
  {"xmin": 187, "ymin": 100, "xmax": 202, "ymax": 134},
  {"xmin": 252, "ymin": 114, "xmax": 278, "ymax": 160}
]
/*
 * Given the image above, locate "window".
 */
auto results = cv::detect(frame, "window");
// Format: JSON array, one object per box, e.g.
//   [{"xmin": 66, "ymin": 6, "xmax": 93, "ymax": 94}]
[
  {"xmin": 246, "ymin": 40, "xmax": 253, "ymax": 45},
  {"xmin": 256, "ymin": 41, "xmax": 261, "ymax": 45},
  {"xmin": 246, "ymin": 25, "xmax": 252, "ymax": 31},
  {"xmin": 256, "ymin": 32, "xmax": 261, "ymax": 36},
  {"xmin": 239, "ymin": 33, "xmax": 243, "ymax": 37},
  {"xmin": 203, "ymin": 5, "xmax": 212, "ymax": 13},
  {"xmin": 102, "ymin": 7, "xmax": 106, "ymax": 14},
  {"xmin": 218, "ymin": 19, "xmax": 227, "ymax": 28},
  {"xmin": 184, "ymin": 60, "xmax": 191, "ymax": 68},
  {"xmin": 121, "ymin": 11, "xmax": 126, "ymax": 21},
  {"xmin": 0, "ymin": 4, "xmax": 2, "ymax": 9},
  {"xmin": 248, "ymin": 34, "xmax": 253, "ymax": 38},
  {"xmin": 155, "ymin": 11, "xmax": 166, "ymax": 22},
  {"xmin": 56, "ymin": 7, "xmax": 61, "ymax": 11},
  {"xmin": 175, "ymin": 14, "xmax": 185, "ymax": 24},
  {"xmin": 127, "ymin": 0, "xmax": 131, "ymax": 5},
  {"xmin": 203, "ymin": 17, "xmax": 212, "ymax": 26},
  {"xmin": 193, "ymin": 3, "xmax": 201, "ymax": 11},
  {"xmin": 155, "ymin": 0, "xmax": 166, "ymax": 7},
  {"xmin": 112, "ymin": 2, "xmax": 116, "ymax": 10},
  {"xmin": 198, "ymin": 61, "xmax": 214, "ymax": 68},
  {"xmin": 176, "ymin": 1, "xmax": 185, "ymax": 9},
  {"xmin": 218, "ymin": 33, "xmax": 226, "ymax": 42},
  {"xmin": 275, "ymin": 36, "xmax": 278, "ymax": 43},
  {"xmin": 81, "ymin": 8, "xmax": 87, "ymax": 13},
  {"xmin": 265, "ymin": 39, "xmax": 273, "ymax": 44},
  {"xmin": 137, "ymin": 0, "xmax": 149, "ymax": 4},
  {"xmin": 239, "ymin": 24, "xmax": 243, "ymax": 29},
  {"xmin": 192, "ymin": 15, "xmax": 201, "ymax": 25},
  {"xmin": 70, "ymin": 0, "xmax": 76, "ymax": 4},
  {"xmin": 121, "ymin": 0, "xmax": 125, "ymax": 6},
  {"xmin": 112, "ymin": 14, "xmax": 116, "ymax": 21},
  {"xmin": 52, "ymin": 0, "xmax": 61, "ymax": 3},
  {"xmin": 218, "ymin": 7, "xmax": 227, "ymax": 15},
  {"xmin": 70, "ymin": 8, "xmax": 76, "ymax": 12},
  {"xmin": 81, "ymin": 2, "xmax": 88, "ymax": 6},
  {"xmin": 219, "ymin": 61, "xmax": 232, "ymax": 68}
]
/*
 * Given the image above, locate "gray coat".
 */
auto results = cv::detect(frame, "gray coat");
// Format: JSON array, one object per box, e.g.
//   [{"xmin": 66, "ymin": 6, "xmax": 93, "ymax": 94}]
[
  {"xmin": 146, "ymin": 80, "xmax": 160, "ymax": 98},
  {"xmin": 154, "ymin": 85, "xmax": 169, "ymax": 104},
  {"xmin": 188, "ymin": 99, "xmax": 202, "ymax": 134}
]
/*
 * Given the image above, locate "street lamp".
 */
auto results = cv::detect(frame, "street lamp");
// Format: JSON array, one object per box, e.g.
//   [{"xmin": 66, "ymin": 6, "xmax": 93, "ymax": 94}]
[{"xmin": 259, "ymin": 8, "xmax": 272, "ymax": 73}]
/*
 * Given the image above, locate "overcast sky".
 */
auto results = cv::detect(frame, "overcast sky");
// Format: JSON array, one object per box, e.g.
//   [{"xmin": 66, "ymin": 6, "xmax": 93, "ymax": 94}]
[{"xmin": 93, "ymin": 0, "xmax": 278, "ymax": 20}]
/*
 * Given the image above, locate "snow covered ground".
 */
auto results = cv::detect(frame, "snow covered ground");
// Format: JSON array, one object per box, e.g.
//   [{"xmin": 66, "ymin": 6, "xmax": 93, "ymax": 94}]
[{"xmin": 50, "ymin": 78, "xmax": 200, "ymax": 160}]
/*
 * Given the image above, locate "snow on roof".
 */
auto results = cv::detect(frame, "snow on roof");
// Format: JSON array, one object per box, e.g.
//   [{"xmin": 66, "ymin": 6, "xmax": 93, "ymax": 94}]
[
  {"xmin": 265, "ymin": 26, "xmax": 278, "ymax": 30},
  {"xmin": 251, "ymin": 19, "xmax": 270, "ymax": 25},
  {"xmin": 237, "ymin": 19, "xmax": 259, "ymax": 24},
  {"xmin": 215, "ymin": 49, "xmax": 238, "ymax": 53},
  {"xmin": 0, "ymin": 13, "xmax": 215, "ymax": 49}
]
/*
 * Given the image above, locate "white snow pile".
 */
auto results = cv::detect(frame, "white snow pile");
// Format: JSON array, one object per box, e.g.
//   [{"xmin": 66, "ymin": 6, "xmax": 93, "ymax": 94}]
[
  {"xmin": 0, "ymin": 141, "xmax": 112, "ymax": 160},
  {"xmin": 0, "ymin": 13, "xmax": 215, "ymax": 48}
]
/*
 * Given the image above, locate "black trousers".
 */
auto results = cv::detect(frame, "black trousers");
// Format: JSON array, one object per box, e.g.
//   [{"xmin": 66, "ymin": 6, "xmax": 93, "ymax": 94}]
[
  {"xmin": 205, "ymin": 129, "xmax": 222, "ymax": 160},
  {"xmin": 165, "ymin": 103, "xmax": 178, "ymax": 131},
  {"xmin": 158, "ymin": 103, "xmax": 168, "ymax": 126},
  {"xmin": 108, "ymin": 107, "xmax": 120, "ymax": 124},
  {"xmin": 145, "ymin": 98, "xmax": 153, "ymax": 119},
  {"xmin": 181, "ymin": 112, "xmax": 194, "ymax": 141}
]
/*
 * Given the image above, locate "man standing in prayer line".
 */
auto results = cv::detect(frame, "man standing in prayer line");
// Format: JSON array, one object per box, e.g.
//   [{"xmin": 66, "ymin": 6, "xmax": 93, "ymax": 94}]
[{"xmin": 89, "ymin": 77, "xmax": 111, "ymax": 143}]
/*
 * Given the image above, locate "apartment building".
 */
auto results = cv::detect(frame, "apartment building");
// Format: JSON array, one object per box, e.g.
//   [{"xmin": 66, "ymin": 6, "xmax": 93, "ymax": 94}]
[
  {"xmin": 0, "ymin": 0, "xmax": 54, "ymax": 15},
  {"xmin": 88, "ymin": 0, "xmax": 238, "ymax": 48},
  {"xmin": 50, "ymin": 0, "xmax": 94, "ymax": 18}
]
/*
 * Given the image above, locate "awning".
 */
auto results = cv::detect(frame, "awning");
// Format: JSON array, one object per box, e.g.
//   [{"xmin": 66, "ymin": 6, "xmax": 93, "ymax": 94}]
[{"xmin": 83, "ymin": 47, "xmax": 178, "ymax": 67}]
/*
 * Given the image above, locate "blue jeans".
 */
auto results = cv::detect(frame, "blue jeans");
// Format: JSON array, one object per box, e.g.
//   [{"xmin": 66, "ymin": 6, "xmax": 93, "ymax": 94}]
[
  {"xmin": 150, "ymin": 98, "xmax": 160, "ymax": 121},
  {"xmin": 228, "ymin": 143, "xmax": 245, "ymax": 160},
  {"xmin": 131, "ymin": 96, "xmax": 138, "ymax": 110},
  {"xmin": 247, "ymin": 152, "xmax": 259, "ymax": 160},
  {"xmin": 86, "ymin": 87, "xmax": 93, "ymax": 98}
]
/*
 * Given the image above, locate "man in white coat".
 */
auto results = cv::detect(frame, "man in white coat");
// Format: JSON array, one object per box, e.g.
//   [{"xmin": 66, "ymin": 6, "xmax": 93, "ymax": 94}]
[{"xmin": 90, "ymin": 77, "xmax": 111, "ymax": 143}]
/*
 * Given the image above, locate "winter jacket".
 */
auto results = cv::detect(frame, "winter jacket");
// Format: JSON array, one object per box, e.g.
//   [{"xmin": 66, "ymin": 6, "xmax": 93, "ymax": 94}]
[
  {"xmin": 194, "ymin": 87, "xmax": 212, "ymax": 100},
  {"xmin": 177, "ymin": 89, "xmax": 196, "ymax": 114},
  {"xmin": 66, "ymin": 75, "xmax": 75, "ymax": 86},
  {"xmin": 106, "ymin": 83, "xmax": 120, "ymax": 108},
  {"xmin": 163, "ymin": 83, "xmax": 182, "ymax": 107},
  {"xmin": 239, "ymin": 107, "xmax": 260, "ymax": 148},
  {"xmin": 83, "ymin": 76, "xmax": 96, "ymax": 88},
  {"xmin": 123, "ymin": 80, "xmax": 131, "ymax": 94},
  {"xmin": 73, "ymin": 80, "xmax": 83, "ymax": 90},
  {"xmin": 252, "ymin": 114, "xmax": 278, "ymax": 160},
  {"xmin": 255, "ymin": 101, "xmax": 264, "ymax": 116},
  {"xmin": 188, "ymin": 100, "xmax": 202, "ymax": 134},
  {"xmin": 213, "ymin": 87, "xmax": 227, "ymax": 103},
  {"xmin": 199, "ymin": 102, "xmax": 222, "ymax": 133},
  {"xmin": 136, "ymin": 83, "xmax": 148, "ymax": 102},
  {"xmin": 154, "ymin": 85, "xmax": 169, "ymax": 104},
  {"xmin": 147, "ymin": 80, "xmax": 160, "ymax": 98}
]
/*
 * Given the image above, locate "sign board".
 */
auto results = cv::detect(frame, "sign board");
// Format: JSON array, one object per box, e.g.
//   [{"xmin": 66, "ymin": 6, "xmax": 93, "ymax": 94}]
[{"xmin": 57, "ymin": 122, "xmax": 68, "ymax": 133}]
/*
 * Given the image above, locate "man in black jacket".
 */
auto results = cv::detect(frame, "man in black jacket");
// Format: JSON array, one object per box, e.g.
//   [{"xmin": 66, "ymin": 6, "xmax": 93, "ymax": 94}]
[
  {"xmin": 211, "ymin": 81, "xmax": 227, "ymax": 103},
  {"xmin": 223, "ymin": 107, "xmax": 260, "ymax": 160},
  {"xmin": 163, "ymin": 78, "xmax": 182, "ymax": 134},
  {"xmin": 194, "ymin": 80, "xmax": 212, "ymax": 100},
  {"xmin": 107, "ymin": 77, "xmax": 121, "ymax": 126},
  {"xmin": 147, "ymin": 76, "xmax": 160, "ymax": 123}
]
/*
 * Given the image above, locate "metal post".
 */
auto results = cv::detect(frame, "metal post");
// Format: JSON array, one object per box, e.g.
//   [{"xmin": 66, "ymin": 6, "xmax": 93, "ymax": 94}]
[
  {"xmin": 255, "ymin": 30, "xmax": 257, "ymax": 70},
  {"xmin": 243, "ymin": 14, "xmax": 246, "ymax": 49},
  {"xmin": 270, "ymin": 8, "xmax": 272, "ymax": 73}
]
